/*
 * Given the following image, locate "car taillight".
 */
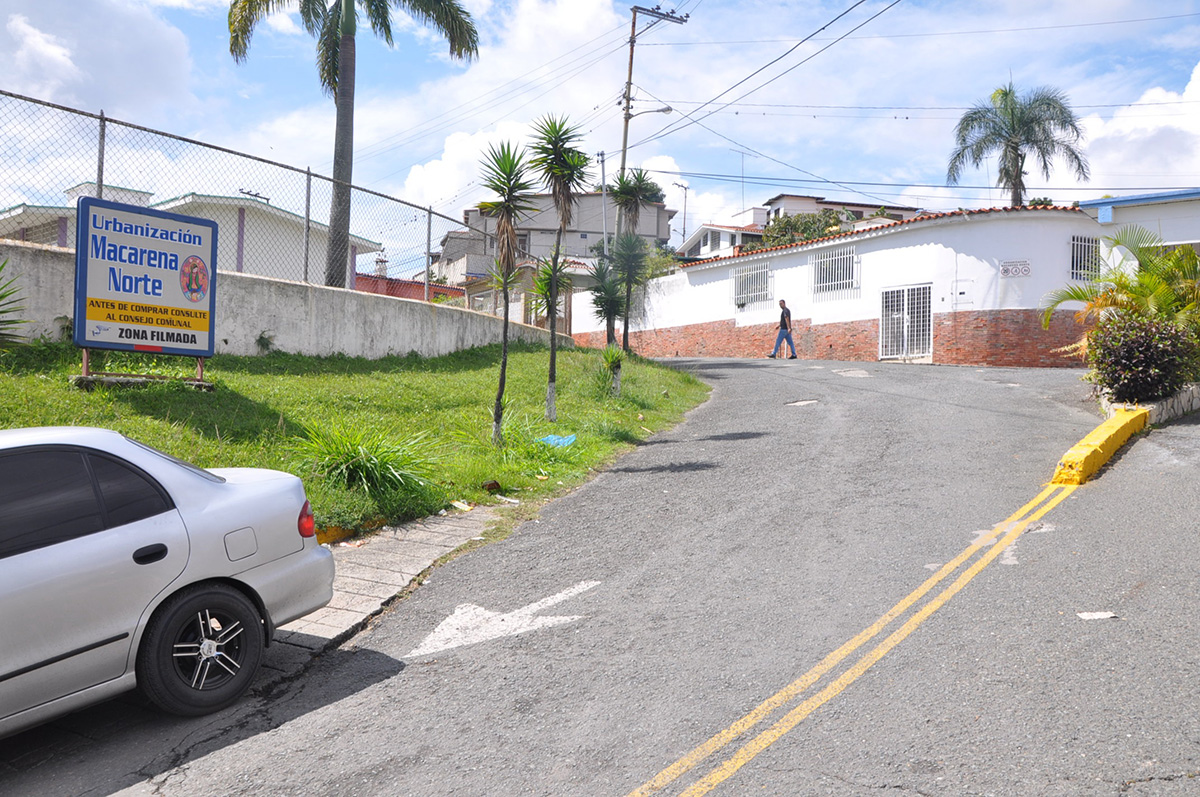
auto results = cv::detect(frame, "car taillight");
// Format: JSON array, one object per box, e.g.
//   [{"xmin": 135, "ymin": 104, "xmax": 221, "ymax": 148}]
[{"xmin": 298, "ymin": 500, "xmax": 315, "ymax": 538}]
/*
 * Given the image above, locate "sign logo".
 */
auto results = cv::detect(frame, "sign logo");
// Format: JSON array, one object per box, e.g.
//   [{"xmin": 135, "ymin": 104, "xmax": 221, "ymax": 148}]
[{"xmin": 180, "ymin": 256, "xmax": 210, "ymax": 302}]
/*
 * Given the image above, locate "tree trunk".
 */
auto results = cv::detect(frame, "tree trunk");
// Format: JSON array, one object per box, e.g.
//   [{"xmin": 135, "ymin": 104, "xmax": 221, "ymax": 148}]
[
  {"xmin": 325, "ymin": 28, "xmax": 355, "ymax": 288},
  {"xmin": 606, "ymin": 315, "xmax": 616, "ymax": 345},
  {"xmin": 492, "ymin": 277, "xmax": 510, "ymax": 447},
  {"xmin": 546, "ymin": 230, "xmax": 562, "ymax": 422},
  {"xmin": 622, "ymin": 278, "xmax": 633, "ymax": 353},
  {"xmin": 611, "ymin": 362, "xmax": 621, "ymax": 397}
]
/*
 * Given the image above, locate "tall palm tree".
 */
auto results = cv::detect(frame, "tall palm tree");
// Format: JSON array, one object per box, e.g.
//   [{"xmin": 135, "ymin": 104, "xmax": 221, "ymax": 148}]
[
  {"xmin": 478, "ymin": 142, "xmax": 535, "ymax": 447},
  {"xmin": 229, "ymin": 0, "xmax": 478, "ymax": 287},
  {"xmin": 528, "ymin": 115, "xmax": 590, "ymax": 421},
  {"xmin": 947, "ymin": 82, "xmax": 1089, "ymax": 207},
  {"xmin": 589, "ymin": 258, "xmax": 624, "ymax": 345},
  {"xmin": 610, "ymin": 232, "xmax": 648, "ymax": 353}
]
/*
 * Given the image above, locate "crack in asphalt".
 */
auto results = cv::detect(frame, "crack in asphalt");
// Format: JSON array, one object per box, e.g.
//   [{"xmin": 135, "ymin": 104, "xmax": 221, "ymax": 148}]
[{"xmin": 1119, "ymin": 770, "xmax": 1200, "ymax": 792}]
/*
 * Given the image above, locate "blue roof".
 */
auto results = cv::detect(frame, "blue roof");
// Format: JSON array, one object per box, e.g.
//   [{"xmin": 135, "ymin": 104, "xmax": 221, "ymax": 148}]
[{"xmin": 1078, "ymin": 188, "xmax": 1200, "ymax": 208}]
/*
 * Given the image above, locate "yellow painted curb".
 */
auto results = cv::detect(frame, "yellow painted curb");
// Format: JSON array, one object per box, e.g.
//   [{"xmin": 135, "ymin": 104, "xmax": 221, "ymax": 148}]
[{"xmin": 1051, "ymin": 407, "xmax": 1149, "ymax": 485}]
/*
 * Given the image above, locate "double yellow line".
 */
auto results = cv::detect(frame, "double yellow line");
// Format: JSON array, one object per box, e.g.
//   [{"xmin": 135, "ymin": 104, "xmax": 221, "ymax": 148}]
[{"xmin": 627, "ymin": 483, "xmax": 1078, "ymax": 797}]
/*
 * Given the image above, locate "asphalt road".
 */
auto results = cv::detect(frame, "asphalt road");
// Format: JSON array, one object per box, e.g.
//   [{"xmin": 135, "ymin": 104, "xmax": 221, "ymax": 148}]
[{"xmin": 6, "ymin": 358, "xmax": 1199, "ymax": 796}]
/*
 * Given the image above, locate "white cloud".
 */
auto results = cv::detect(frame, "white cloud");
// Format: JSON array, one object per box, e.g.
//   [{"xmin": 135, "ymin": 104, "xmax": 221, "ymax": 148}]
[
  {"xmin": 265, "ymin": 11, "xmax": 305, "ymax": 37},
  {"xmin": 6, "ymin": 14, "xmax": 84, "ymax": 102}
]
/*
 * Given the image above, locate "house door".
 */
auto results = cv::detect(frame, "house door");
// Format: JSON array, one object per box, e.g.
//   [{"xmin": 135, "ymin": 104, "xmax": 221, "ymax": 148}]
[{"xmin": 880, "ymin": 284, "xmax": 932, "ymax": 359}]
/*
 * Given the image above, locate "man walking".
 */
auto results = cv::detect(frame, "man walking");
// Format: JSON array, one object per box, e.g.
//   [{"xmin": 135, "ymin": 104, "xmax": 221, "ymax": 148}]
[{"xmin": 768, "ymin": 299, "xmax": 797, "ymax": 359}]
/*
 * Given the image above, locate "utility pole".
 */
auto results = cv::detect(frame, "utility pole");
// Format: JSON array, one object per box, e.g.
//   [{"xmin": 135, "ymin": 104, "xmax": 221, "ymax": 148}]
[
  {"xmin": 618, "ymin": 5, "xmax": 687, "ymax": 176},
  {"xmin": 672, "ymin": 181, "xmax": 689, "ymax": 243}
]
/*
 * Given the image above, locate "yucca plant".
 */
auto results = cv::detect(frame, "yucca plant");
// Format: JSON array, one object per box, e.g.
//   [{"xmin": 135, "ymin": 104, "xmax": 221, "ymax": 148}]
[
  {"xmin": 602, "ymin": 344, "xmax": 624, "ymax": 397},
  {"xmin": 478, "ymin": 141, "xmax": 536, "ymax": 446},
  {"xmin": 0, "ymin": 260, "xmax": 28, "ymax": 349},
  {"xmin": 294, "ymin": 422, "xmax": 440, "ymax": 504}
]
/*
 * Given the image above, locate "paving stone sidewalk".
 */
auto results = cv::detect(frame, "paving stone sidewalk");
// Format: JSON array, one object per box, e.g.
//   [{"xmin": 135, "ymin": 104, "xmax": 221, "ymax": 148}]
[{"xmin": 274, "ymin": 506, "xmax": 498, "ymax": 651}]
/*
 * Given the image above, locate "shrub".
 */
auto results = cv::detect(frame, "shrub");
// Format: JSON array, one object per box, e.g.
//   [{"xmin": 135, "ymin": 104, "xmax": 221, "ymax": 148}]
[
  {"xmin": 294, "ymin": 423, "xmax": 443, "ymax": 512},
  {"xmin": 0, "ymin": 259, "xmax": 28, "ymax": 349},
  {"xmin": 1087, "ymin": 313, "xmax": 1199, "ymax": 402}
]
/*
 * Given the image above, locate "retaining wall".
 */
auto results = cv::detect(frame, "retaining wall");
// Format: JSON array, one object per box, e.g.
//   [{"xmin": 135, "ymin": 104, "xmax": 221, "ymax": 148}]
[{"xmin": 1, "ymin": 241, "xmax": 567, "ymax": 359}]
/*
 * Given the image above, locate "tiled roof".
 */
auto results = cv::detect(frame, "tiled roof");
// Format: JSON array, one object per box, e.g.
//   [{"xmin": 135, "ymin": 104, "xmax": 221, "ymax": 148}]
[{"xmin": 681, "ymin": 205, "xmax": 1087, "ymax": 269}]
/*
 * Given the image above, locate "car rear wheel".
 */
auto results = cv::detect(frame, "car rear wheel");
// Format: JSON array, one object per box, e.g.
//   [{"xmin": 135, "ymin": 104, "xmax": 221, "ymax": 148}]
[{"xmin": 137, "ymin": 583, "xmax": 264, "ymax": 716}]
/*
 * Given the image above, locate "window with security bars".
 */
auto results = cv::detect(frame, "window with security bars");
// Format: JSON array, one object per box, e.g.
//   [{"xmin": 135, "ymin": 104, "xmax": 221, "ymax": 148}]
[
  {"xmin": 1071, "ymin": 235, "xmax": 1100, "ymax": 281},
  {"xmin": 732, "ymin": 262, "xmax": 771, "ymax": 311},
  {"xmin": 812, "ymin": 245, "xmax": 859, "ymax": 301}
]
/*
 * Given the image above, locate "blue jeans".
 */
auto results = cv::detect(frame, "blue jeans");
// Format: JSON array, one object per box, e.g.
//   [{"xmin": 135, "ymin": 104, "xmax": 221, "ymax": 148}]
[{"xmin": 772, "ymin": 328, "xmax": 796, "ymax": 357}]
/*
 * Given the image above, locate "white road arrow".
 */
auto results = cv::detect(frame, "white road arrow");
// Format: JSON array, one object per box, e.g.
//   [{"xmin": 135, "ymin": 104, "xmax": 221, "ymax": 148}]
[{"xmin": 407, "ymin": 580, "xmax": 601, "ymax": 658}]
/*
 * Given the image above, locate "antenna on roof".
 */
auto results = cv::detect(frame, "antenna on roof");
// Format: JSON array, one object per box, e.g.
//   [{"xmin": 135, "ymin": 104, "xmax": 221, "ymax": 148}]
[{"xmin": 238, "ymin": 188, "xmax": 270, "ymax": 204}]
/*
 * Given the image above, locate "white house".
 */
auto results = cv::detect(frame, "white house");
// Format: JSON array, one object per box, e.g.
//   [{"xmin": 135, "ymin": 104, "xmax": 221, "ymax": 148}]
[
  {"xmin": 572, "ymin": 205, "xmax": 1112, "ymax": 367},
  {"xmin": 1078, "ymin": 188, "xmax": 1200, "ymax": 249},
  {"xmin": 679, "ymin": 194, "xmax": 919, "ymax": 261}
]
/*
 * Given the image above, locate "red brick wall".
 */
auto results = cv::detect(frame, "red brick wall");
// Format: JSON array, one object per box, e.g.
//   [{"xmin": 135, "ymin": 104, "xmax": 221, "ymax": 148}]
[
  {"xmin": 573, "ymin": 308, "xmax": 1087, "ymax": 368},
  {"xmin": 934, "ymin": 308, "xmax": 1085, "ymax": 367}
]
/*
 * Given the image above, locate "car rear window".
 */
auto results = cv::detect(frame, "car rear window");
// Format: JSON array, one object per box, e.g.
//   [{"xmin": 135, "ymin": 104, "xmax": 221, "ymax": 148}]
[
  {"xmin": 125, "ymin": 436, "xmax": 226, "ymax": 483},
  {"xmin": 89, "ymin": 454, "xmax": 172, "ymax": 526}
]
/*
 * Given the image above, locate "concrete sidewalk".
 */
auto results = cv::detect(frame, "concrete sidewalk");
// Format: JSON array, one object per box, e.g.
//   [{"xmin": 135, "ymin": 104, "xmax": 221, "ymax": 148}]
[{"xmin": 273, "ymin": 506, "xmax": 498, "ymax": 652}]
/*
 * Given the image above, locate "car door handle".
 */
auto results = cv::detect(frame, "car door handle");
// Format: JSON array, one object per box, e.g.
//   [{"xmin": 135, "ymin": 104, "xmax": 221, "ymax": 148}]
[{"xmin": 133, "ymin": 544, "xmax": 168, "ymax": 565}]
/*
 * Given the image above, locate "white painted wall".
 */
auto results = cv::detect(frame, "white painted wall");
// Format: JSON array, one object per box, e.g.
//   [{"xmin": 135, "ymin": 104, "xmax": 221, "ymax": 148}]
[
  {"xmin": 572, "ymin": 209, "xmax": 1102, "ymax": 336},
  {"xmin": 1, "ymin": 241, "xmax": 565, "ymax": 358},
  {"xmin": 1089, "ymin": 199, "xmax": 1200, "ymax": 247}
]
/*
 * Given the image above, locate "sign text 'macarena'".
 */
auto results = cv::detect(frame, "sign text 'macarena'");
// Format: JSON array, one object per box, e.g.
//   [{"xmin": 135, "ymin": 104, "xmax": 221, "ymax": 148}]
[{"xmin": 90, "ymin": 235, "xmax": 180, "ymax": 271}]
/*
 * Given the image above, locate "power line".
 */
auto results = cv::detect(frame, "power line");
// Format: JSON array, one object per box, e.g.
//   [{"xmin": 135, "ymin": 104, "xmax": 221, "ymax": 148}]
[
  {"xmin": 629, "ymin": 0, "xmax": 904, "ymax": 150},
  {"xmin": 639, "ymin": 11, "xmax": 1200, "ymax": 45},
  {"xmin": 655, "ymin": 99, "xmax": 1200, "ymax": 111}
]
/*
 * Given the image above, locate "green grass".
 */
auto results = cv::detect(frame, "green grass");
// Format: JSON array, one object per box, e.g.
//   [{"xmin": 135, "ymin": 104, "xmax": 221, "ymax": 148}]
[{"xmin": 0, "ymin": 340, "xmax": 710, "ymax": 532}]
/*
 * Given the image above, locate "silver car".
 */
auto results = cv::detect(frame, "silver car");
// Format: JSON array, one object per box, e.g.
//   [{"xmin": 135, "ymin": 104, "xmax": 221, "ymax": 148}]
[{"xmin": 0, "ymin": 426, "xmax": 334, "ymax": 738}]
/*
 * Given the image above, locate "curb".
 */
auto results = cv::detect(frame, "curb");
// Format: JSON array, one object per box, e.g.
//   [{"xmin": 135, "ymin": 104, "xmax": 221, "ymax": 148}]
[{"xmin": 1050, "ymin": 407, "xmax": 1149, "ymax": 485}]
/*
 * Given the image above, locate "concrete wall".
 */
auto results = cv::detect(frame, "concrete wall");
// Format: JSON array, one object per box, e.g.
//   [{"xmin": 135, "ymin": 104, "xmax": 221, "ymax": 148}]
[
  {"xmin": 1091, "ymin": 200, "xmax": 1200, "ymax": 248},
  {"xmin": 1, "ymin": 241, "xmax": 567, "ymax": 358}
]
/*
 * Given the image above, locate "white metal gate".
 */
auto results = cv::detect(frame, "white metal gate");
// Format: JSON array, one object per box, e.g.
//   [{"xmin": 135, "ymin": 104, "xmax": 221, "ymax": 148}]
[{"xmin": 880, "ymin": 284, "xmax": 932, "ymax": 359}]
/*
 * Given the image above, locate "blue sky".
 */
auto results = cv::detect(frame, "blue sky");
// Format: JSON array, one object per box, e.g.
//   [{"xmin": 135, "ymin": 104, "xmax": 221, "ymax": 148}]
[{"xmin": 4, "ymin": 0, "xmax": 1200, "ymax": 245}]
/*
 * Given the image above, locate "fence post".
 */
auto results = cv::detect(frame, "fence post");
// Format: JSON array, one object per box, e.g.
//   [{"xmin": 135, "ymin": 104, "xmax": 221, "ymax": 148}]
[
  {"xmin": 425, "ymin": 207, "xmax": 433, "ymax": 302},
  {"xmin": 96, "ymin": 110, "xmax": 106, "ymax": 199},
  {"xmin": 303, "ymin": 168, "xmax": 312, "ymax": 284}
]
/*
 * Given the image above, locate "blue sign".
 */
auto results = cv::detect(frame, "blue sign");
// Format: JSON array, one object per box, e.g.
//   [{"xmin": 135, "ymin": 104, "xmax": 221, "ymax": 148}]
[{"xmin": 74, "ymin": 197, "xmax": 218, "ymax": 357}]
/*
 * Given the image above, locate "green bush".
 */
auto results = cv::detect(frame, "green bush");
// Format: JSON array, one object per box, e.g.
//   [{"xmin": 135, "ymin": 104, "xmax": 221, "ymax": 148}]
[
  {"xmin": 294, "ymin": 423, "xmax": 444, "ymax": 517},
  {"xmin": 1087, "ymin": 313, "xmax": 1199, "ymax": 402},
  {"xmin": 0, "ymin": 259, "xmax": 28, "ymax": 349}
]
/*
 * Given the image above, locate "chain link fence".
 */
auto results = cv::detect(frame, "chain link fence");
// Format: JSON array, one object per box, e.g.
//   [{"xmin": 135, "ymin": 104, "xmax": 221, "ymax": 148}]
[{"xmin": 0, "ymin": 89, "xmax": 481, "ymax": 303}]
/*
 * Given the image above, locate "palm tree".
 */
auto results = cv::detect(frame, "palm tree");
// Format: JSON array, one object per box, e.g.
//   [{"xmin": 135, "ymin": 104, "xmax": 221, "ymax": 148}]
[
  {"xmin": 478, "ymin": 142, "xmax": 535, "ymax": 446},
  {"xmin": 229, "ymin": 0, "xmax": 478, "ymax": 287},
  {"xmin": 589, "ymin": 258, "xmax": 624, "ymax": 345},
  {"xmin": 946, "ymin": 82, "xmax": 1089, "ymax": 207},
  {"xmin": 1040, "ymin": 225, "xmax": 1200, "ymax": 353},
  {"xmin": 610, "ymin": 232, "xmax": 649, "ymax": 353},
  {"xmin": 608, "ymin": 170, "xmax": 660, "ymax": 351},
  {"xmin": 528, "ymin": 115, "xmax": 590, "ymax": 421},
  {"xmin": 610, "ymin": 168, "xmax": 658, "ymax": 236}
]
